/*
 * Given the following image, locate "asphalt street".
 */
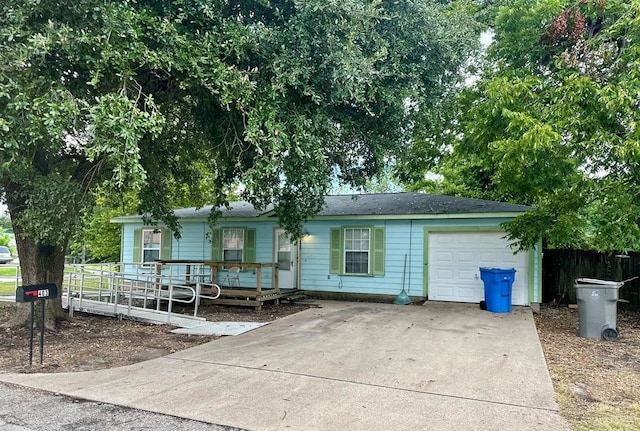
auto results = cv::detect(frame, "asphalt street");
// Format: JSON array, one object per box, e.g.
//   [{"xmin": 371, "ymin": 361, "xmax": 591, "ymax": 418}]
[{"xmin": 0, "ymin": 383, "xmax": 242, "ymax": 431}]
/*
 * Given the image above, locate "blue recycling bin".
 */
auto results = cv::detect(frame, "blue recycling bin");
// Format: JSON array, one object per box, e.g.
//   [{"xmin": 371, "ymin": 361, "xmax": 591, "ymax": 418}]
[{"xmin": 479, "ymin": 267, "xmax": 516, "ymax": 313}]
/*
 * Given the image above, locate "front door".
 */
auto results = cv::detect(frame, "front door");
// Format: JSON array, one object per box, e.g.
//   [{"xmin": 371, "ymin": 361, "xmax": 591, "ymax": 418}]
[{"xmin": 274, "ymin": 228, "xmax": 298, "ymax": 289}]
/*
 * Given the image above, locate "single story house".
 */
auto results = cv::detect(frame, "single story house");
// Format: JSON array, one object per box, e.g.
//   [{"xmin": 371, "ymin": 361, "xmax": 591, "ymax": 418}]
[{"xmin": 112, "ymin": 192, "xmax": 541, "ymax": 307}]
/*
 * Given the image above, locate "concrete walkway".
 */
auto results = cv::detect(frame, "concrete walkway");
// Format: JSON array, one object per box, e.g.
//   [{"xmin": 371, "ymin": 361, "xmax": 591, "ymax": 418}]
[{"xmin": 0, "ymin": 301, "xmax": 569, "ymax": 431}]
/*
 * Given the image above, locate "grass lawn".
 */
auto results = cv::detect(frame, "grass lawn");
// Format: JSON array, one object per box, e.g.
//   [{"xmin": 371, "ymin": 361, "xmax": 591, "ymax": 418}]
[
  {"xmin": 0, "ymin": 281, "xmax": 17, "ymax": 295},
  {"xmin": 0, "ymin": 266, "xmax": 19, "ymax": 295},
  {"xmin": 0, "ymin": 266, "xmax": 18, "ymax": 277},
  {"xmin": 0, "ymin": 268, "xmax": 115, "ymax": 297}
]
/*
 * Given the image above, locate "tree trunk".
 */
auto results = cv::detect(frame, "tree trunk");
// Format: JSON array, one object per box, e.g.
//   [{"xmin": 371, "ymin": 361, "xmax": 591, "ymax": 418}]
[
  {"xmin": 12, "ymin": 237, "xmax": 68, "ymax": 329},
  {"xmin": 3, "ymin": 185, "xmax": 68, "ymax": 329}
]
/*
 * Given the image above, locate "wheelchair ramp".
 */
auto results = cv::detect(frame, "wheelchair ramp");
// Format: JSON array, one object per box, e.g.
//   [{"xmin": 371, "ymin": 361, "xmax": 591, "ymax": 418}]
[
  {"xmin": 63, "ymin": 296, "xmax": 266, "ymax": 336},
  {"xmin": 170, "ymin": 321, "xmax": 269, "ymax": 336},
  {"xmin": 62, "ymin": 295, "xmax": 206, "ymax": 326}
]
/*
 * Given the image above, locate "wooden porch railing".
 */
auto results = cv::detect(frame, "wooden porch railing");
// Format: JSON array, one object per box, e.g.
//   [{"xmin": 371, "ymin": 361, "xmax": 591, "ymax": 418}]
[
  {"xmin": 156, "ymin": 260, "xmax": 286, "ymax": 310},
  {"xmin": 204, "ymin": 261, "xmax": 279, "ymax": 295}
]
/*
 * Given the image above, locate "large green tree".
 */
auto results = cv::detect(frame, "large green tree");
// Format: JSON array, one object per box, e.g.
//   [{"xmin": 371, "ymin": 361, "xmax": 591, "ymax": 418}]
[
  {"xmin": 0, "ymin": 0, "xmax": 479, "ymax": 326},
  {"xmin": 68, "ymin": 189, "xmax": 137, "ymax": 263},
  {"xmin": 400, "ymin": 0, "xmax": 640, "ymax": 251}
]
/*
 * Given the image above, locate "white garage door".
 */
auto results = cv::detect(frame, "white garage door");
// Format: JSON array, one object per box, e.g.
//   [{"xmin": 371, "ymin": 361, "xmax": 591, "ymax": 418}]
[{"xmin": 428, "ymin": 231, "xmax": 529, "ymax": 306}]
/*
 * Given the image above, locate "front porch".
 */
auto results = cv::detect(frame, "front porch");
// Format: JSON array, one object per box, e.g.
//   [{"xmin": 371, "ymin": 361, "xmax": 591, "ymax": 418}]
[
  {"xmin": 202, "ymin": 260, "xmax": 295, "ymax": 310},
  {"xmin": 62, "ymin": 260, "xmax": 302, "ymax": 325}
]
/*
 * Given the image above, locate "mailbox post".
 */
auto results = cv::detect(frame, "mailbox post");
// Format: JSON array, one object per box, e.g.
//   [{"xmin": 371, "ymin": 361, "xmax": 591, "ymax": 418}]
[{"xmin": 16, "ymin": 283, "xmax": 58, "ymax": 366}]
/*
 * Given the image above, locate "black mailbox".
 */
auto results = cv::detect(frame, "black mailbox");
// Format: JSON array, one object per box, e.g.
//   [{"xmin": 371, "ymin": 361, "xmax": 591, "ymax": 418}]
[{"xmin": 16, "ymin": 284, "xmax": 58, "ymax": 303}]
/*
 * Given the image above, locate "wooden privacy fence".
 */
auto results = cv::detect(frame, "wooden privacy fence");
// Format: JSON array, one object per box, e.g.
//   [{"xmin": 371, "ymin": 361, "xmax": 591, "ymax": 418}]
[{"xmin": 543, "ymin": 249, "xmax": 640, "ymax": 308}]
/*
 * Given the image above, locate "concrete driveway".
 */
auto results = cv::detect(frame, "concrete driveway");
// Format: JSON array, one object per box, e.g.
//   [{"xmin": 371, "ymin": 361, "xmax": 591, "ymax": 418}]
[{"xmin": 0, "ymin": 301, "xmax": 569, "ymax": 430}]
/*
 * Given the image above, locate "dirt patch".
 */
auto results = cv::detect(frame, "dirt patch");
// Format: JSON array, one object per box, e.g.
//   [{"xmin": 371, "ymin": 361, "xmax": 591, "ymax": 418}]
[
  {"xmin": 0, "ymin": 302, "xmax": 311, "ymax": 373},
  {"xmin": 535, "ymin": 305, "xmax": 640, "ymax": 430}
]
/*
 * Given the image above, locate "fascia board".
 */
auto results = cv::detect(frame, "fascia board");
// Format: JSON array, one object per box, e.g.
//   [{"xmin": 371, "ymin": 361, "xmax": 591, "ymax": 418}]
[
  {"xmin": 307, "ymin": 212, "xmax": 526, "ymax": 221},
  {"xmin": 112, "ymin": 211, "xmax": 527, "ymax": 224}
]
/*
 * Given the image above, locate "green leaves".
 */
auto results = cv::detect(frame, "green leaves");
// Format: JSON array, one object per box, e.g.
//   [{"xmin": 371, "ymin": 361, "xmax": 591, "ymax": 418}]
[
  {"xmin": 86, "ymin": 93, "xmax": 164, "ymax": 189},
  {"xmin": 10, "ymin": 172, "xmax": 86, "ymax": 247},
  {"xmin": 403, "ymin": 0, "xmax": 640, "ymax": 252},
  {"xmin": 1, "ymin": 0, "xmax": 480, "ymax": 250}
]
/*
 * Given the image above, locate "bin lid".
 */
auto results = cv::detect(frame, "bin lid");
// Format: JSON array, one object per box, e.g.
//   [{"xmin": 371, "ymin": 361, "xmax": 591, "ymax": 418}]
[
  {"xmin": 479, "ymin": 267, "xmax": 517, "ymax": 273},
  {"xmin": 574, "ymin": 278, "xmax": 624, "ymax": 288}
]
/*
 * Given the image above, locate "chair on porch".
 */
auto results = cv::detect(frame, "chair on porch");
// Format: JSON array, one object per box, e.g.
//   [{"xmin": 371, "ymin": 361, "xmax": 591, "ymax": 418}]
[{"xmin": 222, "ymin": 266, "xmax": 241, "ymax": 287}]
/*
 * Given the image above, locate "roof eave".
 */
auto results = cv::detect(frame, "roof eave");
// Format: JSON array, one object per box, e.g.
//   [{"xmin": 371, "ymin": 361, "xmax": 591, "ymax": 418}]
[
  {"xmin": 111, "ymin": 211, "xmax": 528, "ymax": 224},
  {"xmin": 310, "ymin": 212, "xmax": 528, "ymax": 220}
]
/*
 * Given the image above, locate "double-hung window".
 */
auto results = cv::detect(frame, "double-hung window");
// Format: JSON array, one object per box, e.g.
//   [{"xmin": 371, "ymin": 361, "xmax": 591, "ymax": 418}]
[
  {"xmin": 344, "ymin": 228, "xmax": 370, "ymax": 274},
  {"xmin": 330, "ymin": 226, "xmax": 385, "ymax": 276},
  {"xmin": 142, "ymin": 229, "xmax": 162, "ymax": 263},
  {"xmin": 211, "ymin": 227, "xmax": 256, "ymax": 263},
  {"xmin": 222, "ymin": 228, "xmax": 244, "ymax": 262},
  {"xmin": 133, "ymin": 227, "xmax": 172, "ymax": 264}
]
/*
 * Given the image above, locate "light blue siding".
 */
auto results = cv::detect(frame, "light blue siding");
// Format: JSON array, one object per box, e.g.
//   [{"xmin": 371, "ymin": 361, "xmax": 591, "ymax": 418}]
[
  {"xmin": 301, "ymin": 220, "xmax": 419, "ymax": 296},
  {"xmin": 118, "ymin": 215, "xmax": 540, "ymax": 303},
  {"xmin": 306, "ymin": 221, "xmax": 386, "ymax": 294},
  {"xmin": 121, "ymin": 220, "xmax": 280, "ymax": 289},
  {"xmin": 173, "ymin": 222, "xmax": 208, "ymax": 260},
  {"xmin": 121, "ymin": 224, "xmax": 136, "ymax": 263},
  {"xmin": 299, "ymin": 217, "xmax": 527, "ymax": 297}
]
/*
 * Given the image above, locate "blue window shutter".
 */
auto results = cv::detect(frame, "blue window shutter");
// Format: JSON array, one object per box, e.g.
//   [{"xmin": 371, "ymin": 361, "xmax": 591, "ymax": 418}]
[
  {"xmin": 330, "ymin": 228, "xmax": 342, "ymax": 274},
  {"xmin": 132, "ymin": 228, "xmax": 142, "ymax": 263},
  {"xmin": 161, "ymin": 229, "xmax": 173, "ymax": 260},
  {"xmin": 245, "ymin": 228, "xmax": 256, "ymax": 262},
  {"xmin": 372, "ymin": 227, "xmax": 385, "ymax": 276},
  {"xmin": 210, "ymin": 229, "xmax": 221, "ymax": 261}
]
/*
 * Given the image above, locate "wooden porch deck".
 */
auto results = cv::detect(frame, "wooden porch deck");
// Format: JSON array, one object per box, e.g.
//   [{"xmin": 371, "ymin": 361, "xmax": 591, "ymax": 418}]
[
  {"xmin": 201, "ymin": 286, "xmax": 302, "ymax": 310},
  {"xmin": 158, "ymin": 260, "xmax": 303, "ymax": 311}
]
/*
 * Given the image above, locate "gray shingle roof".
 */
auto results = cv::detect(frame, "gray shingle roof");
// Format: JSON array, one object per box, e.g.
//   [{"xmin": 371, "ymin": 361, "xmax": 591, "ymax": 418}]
[
  {"xmin": 318, "ymin": 193, "xmax": 531, "ymax": 216},
  {"xmin": 113, "ymin": 193, "xmax": 530, "ymax": 222},
  {"xmin": 172, "ymin": 201, "xmax": 271, "ymax": 219}
]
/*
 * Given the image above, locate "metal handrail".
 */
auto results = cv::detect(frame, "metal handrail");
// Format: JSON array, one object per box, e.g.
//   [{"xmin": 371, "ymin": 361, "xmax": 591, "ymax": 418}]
[{"xmin": 62, "ymin": 262, "xmax": 221, "ymax": 322}]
